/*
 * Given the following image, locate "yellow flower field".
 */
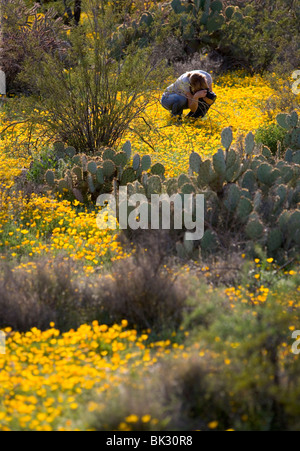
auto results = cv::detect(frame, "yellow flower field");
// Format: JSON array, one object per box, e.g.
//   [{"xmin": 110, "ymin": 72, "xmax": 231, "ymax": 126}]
[
  {"xmin": 0, "ymin": 190, "xmax": 128, "ymax": 272},
  {"xmin": 124, "ymin": 72, "xmax": 283, "ymax": 177},
  {"xmin": 0, "ymin": 273, "xmax": 299, "ymax": 431},
  {"xmin": 0, "ymin": 320, "xmax": 163, "ymax": 430}
]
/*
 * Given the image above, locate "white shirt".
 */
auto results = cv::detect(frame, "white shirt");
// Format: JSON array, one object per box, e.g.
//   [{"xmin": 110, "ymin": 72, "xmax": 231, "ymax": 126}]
[{"xmin": 165, "ymin": 70, "xmax": 213, "ymax": 95}]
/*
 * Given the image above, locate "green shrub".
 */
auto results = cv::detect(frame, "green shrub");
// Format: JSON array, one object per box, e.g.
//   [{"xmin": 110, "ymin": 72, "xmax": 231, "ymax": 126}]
[
  {"xmin": 255, "ymin": 123, "xmax": 287, "ymax": 156},
  {"xmin": 26, "ymin": 146, "xmax": 61, "ymax": 184},
  {"xmin": 1, "ymin": 0, "xmax": 69, "ymax": 94},
  {"xmin": 0, "ymin": 257, "xmax": 95, "ymax": 332}
]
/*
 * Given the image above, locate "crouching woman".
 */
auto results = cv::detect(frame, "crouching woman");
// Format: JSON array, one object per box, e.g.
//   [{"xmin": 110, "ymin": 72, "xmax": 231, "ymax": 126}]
[{"xmin": 161, "ymin": 70, "xmax": 216, "ymax": 119}]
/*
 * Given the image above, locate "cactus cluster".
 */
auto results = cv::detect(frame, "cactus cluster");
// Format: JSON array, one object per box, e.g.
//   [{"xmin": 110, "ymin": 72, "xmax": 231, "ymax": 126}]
[
  {"xmin": 191, "ymin": 126, "xmax": 247, "ymax": 193},
  {"xmin": 170, "ymin": 0, "xmax": 245, "ymax": 36},
  {"xmin": 130, "ymin": 121, "xmax": 300, "ymax": 262},
  {"xmin": 110, "ymin": 11, "xmax": 155, "ymax": 59},
  {"xmin": 44, "ymin": 141, "xmax": 159, "ymax": 203},
  {"xmin": 44, "ymin": 117, "xmax": 300, "ymax": 263},
  {"xmin": 276, "ymin": 111, "xmax": 300, "ymax": 154},
  {"xmin": 51, "ymin": 141, "xmax": 77, "ymax": 160},
  {"xmin": 109, "ymin": 0, "xmax": 245, "ymax": 59},
  {"xmin": 184, "ymin": 120, "xmax": 300, "ymax": 260}
]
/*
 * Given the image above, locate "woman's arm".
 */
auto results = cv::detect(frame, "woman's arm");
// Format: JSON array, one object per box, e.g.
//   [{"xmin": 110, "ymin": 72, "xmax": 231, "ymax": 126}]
[{"xmin": 187, "ymin": 90, "xmax": 208, "ymax": 113}]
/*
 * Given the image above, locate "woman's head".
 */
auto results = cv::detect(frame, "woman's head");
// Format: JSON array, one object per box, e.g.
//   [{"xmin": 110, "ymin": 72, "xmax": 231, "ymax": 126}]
[{"xmin": 189, "ymin": 73, "xmax": 209, "ymax": 94}]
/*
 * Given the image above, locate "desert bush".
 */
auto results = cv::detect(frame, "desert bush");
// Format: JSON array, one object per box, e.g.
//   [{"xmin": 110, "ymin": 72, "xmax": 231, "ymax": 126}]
[
  {"xmin": 0, "ymin": 257, "xmax": 95, "ymax": 332},
  {"xmin": 0, "ymin": 0, "xmax": 69, "ymax": 94},
  {"xmin": 90, "ymin": 355, "xmax": 231, "ymax": 431},
  {"xmin": 99, "ymin": 0, "xmax": 300, "ymax": 73},
  {"xmin": 0, "ymin": 236, "xmax": 188, "ymax": 335},
  {"xmin": 30, "ymin": 0, "xmax": 82, "ymax": 24},
  {"xmin": 11, "ymin": 0, "xmax": 168, "ymax": 153},
  {"xmin": 91, "ymin": 237, "xmax": 189, "ymax": 333}
]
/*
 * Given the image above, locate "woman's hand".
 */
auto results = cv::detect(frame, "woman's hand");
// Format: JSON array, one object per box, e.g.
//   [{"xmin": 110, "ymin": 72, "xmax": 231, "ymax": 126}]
[
  {"xmin": 187, "ymin": 90, "xmax": 208, "ymax": 113},
  {"xmin": 193, "ymin": 90, "xmax": 208, "ymax": 100}
]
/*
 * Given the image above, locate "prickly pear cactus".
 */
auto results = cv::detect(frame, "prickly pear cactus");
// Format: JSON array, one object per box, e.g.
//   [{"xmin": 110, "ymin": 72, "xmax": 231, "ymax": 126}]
[
  {"xmin": 42, "ymin": 126, "xmax": 299, "ymax": 263},
  {"xmin": 43, "ymin": 141, "xmax": 163, "ymax": 204},
  {"xmin": 151, "ymin": 163, "xmax": 165, "ymax": 178},
  {"xmin": 141, "ymin": 155, "xmax": 152, "ymax": 172},
  {"xmin": 277, "ymin": 111, "xmax": 300, "ymax": 152},
  {"xmin": 221, "ymin": 127, "xmax": 233, "ymax": 151},
  {"xmin": 245, "ymin": 215, "xmax": 264, "ymax": 240},
  {"xmin": 110, "ymin": 0, "xmax": 245, "ymax": 61},
  {"xmin": 146, "ymin": 175, "xmax": 162, "ymax": 198},
  {"xmin": 45, "ymin": 170, "xmax": 55, "ymax": 186},
  {"xmin": 245, "ymin": 132, "xmax": 255, "ymax": 156},
  {"xmin": 181, "ymin": 125, "xmax": 300, "ymax": 260},
  {"xmin": 189, "ymin": 152, "xmax": 202, "ymax": 174}
]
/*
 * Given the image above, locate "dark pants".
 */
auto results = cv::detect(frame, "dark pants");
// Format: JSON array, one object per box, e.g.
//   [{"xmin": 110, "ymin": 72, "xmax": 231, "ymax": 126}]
[
  {"xmin": 187, "ymin": 92, "xmax": 217, "ymax": 118},
  {"xmin": 186, "ymin": 99, "xmax": 210, "ymax": 118},
  {"xmin": 161, "ymin": 93, "xmax": 188, "ymax": 117}
]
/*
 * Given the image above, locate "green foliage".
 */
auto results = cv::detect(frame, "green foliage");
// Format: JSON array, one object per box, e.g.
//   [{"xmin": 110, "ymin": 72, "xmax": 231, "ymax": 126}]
[
  {"xmin": 26, "ymin": 144, "xmax": 70, "ymax": 184},
  {"xmin": 134, "ymin": 122, "xmax": 300, "ymax": 262},
  {"xmin": 13, "ymin": 1, "xmax": 168, "ymax": 153},
  {"xmin": 189, "ymin": 151, "xmax": 202, "ymax": 174},
  {"xmin": 43, "ymin": 141, "xmax": 159, "ymax": 204},
  {"xmin": 141, "ymin": 155, "xmax": 152, "ymax": 172},
  {"xmin": 255, "ymin": 123, "xmax": 288, "ymax": 156},
  {"xmin": 151, "ymin": 162, "xmax": 165, "ymax": 178},
  {"xmin": 220, "ymin": 0, "xmax": 300, "ymax": 73},
  {"xmin": 110, "ymin": 0, "xmax": 246, "ymax": 61}
]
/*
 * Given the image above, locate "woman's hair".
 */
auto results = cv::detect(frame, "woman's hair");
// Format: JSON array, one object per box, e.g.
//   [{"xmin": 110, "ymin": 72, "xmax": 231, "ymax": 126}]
[{"xmin": 188, "ymin": 73, "xmax": 209, "ymax": 94}]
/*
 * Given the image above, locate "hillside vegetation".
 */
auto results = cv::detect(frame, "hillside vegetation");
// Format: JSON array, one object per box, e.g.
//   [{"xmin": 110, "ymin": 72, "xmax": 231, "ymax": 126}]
[{"xmin": 0, "ymin": 0, "xmax": 299, "ymax": 431}]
